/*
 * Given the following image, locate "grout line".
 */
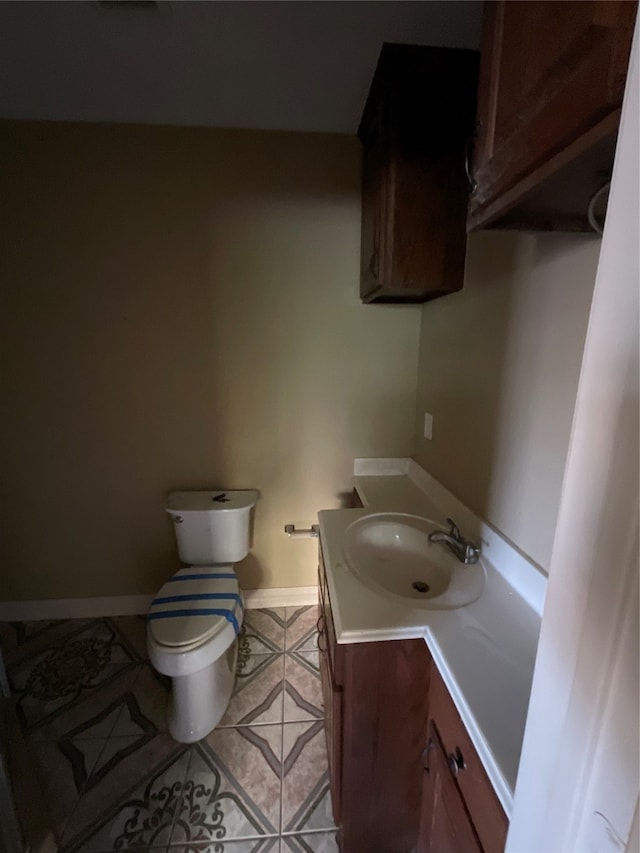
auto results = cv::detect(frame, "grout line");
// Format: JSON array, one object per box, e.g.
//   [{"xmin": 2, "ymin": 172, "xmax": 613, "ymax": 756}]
[
  {"xmin": 101, "ymin": 663, "xmax": 144, "ymax": 740},
  {"xmin": 280, "ymin": 621, "xmax": 286, "ymax": 840},
  {"xmin": 280, "ymin": 647, "xmax": 285, "ymax": 839},
  {"xmin": 164, "ymin": 835, "xmax": 281, "ymax": 850},
  {"xmin": 26, "ymin": 665, "xmax": 145, "ymax": 847},
  {"xmin": 280, "ymin": 828, "xmax": 337, "ymax": 835},
  {"xmin": 166, "ymin": 743, "xmax": 194, "ymax": 848},
  {"xmin": 19, "ymin": 615, "xmax": 332, "ymax": 852}
]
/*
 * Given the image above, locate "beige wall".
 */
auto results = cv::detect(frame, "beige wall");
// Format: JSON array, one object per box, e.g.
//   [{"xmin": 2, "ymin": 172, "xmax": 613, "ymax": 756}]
[
  {"xmin": 413, "ymin": 231, "xmax": 600, "ymax": 571},
  {"xmin": 0, "ymin": 120, "xmax": 421, "ymax": 600}
]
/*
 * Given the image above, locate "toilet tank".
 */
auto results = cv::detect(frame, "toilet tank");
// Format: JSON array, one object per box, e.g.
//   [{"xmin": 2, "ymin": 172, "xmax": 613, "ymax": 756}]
[{"xmin": 166, "ymin": 490, "xmax": 258, "ymax": 565}]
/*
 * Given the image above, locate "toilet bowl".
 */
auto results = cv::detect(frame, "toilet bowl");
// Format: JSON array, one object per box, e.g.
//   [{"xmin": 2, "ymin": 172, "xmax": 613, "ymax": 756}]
[{"xmin": 146, "ymin": 490, "xmax": 258, "ymax": 743}]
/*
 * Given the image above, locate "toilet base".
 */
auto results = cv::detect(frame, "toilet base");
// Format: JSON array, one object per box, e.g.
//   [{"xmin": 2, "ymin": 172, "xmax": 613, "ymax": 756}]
[{"xmin": 166, "ymin": 640, "xmax": 238, "ymax": 743}]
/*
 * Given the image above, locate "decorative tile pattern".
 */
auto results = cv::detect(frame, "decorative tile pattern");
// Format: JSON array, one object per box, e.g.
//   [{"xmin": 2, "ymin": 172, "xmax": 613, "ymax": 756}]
[
  {"xmin": 283, "ymin": 653, "xmax": 322, "ymax": 723},
  {"xmin": 85, "ymin": 734, "xmax": 154, "ymax": 790},
  {"xmin": 27, "ymin": 664, "xmax": 142, "ymax": 742},
  {"xmin": 281, "ymin": 722, "xmax": 334, "ymax": 834},
  {"xmin": 106, "ymin": 614, "xmax": 149, "ymax": 660},
  {"xmin": 9, "ymin": 619, "xmax": 141, "ymax": 733},
  {"xmin": 173, "ymin": 839, "xmax": 278, "ymax": 852},
  {"xmin": 109, "ymin": 664, "xmax": 171, "ymax": 736},
  {"xmin": 0, "ymin": 619, "xmax": 93, "ymax": 667},
  {"xmin": 0, "ymin": 607, "xmax": 334, "ymax": 853},
  {"xmin": 284, "ymin": 608, "xmax": 319, "ymax": 653},
  {"xmin": 236, "ymin": 650, "xmax": 281, "ymax": 681},
  {"xmin": 240, "ymin": 609, "xmax": 286, "ymax": 655},
  {"xmin": 28, "ymin": 736, "xmax": 103, "ymax": 840},
  {"xmin": 170, "ymin": 726, "xmax": 283, "ymax": 844},
  {"xmin": 63, "ymin": 743, "xmax": 191, "ymax": 851},
  {"xmin": 220, "ymin": 654, "xmax": 284, "ymax": 727},
  {"xmin": 280, "ymin": 832, "xmax": 339, "ymax": 852}
]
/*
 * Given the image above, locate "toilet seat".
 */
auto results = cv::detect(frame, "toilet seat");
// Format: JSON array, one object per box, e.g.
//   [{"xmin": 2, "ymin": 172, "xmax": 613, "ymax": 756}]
[{"xmin": 148, "ymin": 565, "xmax": 243, "ymax": 649}]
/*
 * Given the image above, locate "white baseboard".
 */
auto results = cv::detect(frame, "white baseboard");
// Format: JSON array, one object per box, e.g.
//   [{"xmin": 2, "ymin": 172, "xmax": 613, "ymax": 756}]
[
  {"xmin": 242, "ymin": 586, "xmax": 318, "ymax": 609},
  {"xmin": 0, "ymin": 595, "xmax": 154, "ymax": 622},
  {"xmin": 0, "ymin": 586, "xmax": 319, "ymax": 621}
]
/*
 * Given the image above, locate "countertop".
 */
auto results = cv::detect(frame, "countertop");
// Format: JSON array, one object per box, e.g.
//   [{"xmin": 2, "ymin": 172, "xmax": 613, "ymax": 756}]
[{"xmin": 317, "ymin": 462, "xmax": 545, "ymax": 817}]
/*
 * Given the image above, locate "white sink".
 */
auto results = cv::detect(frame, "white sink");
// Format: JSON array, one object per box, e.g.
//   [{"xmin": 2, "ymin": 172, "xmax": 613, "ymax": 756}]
[{"xmin": 341, "ymin": 512, "xmax": 486, "ymax": 610}]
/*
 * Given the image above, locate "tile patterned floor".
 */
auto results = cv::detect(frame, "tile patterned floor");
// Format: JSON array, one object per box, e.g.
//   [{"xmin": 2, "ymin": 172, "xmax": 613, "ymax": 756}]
[{"xmin": 0, "ymin": 607, "xmax": 339, "ymax": 852}]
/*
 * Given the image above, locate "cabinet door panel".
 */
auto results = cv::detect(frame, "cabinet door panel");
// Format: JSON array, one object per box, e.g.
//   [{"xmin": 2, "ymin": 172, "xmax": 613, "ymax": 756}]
[
  {"xmin": 418, "ymin": 728, "xmax": 483, "ymax": 853},
  {"xmin": 493, "ymin": 1, "xmax": 628, "ymax": 142},
  {"xmin": 429, "ymin": 664, "xmax": 508, "ymax": 853},
  {"xmin": 359, "ymin": 103, "xmax": 389, "ymax": 300},
  {"xmin": 319, "ymin": 635, "xmax": 342, "ymax": 826},
  {"xmin": 470, "ymin": 0, "xmax": 636, "ymax": 227},
  {"xmin": 341, "ymin": 639, "xmax": 431, "ymax": 852},
  {"xmin": 319, "ymin": 551, "xmax": 344, "ymax": 686},
  {"xmin": 358, "ymin": 44, "xmax": 478, "ymax": 301}
]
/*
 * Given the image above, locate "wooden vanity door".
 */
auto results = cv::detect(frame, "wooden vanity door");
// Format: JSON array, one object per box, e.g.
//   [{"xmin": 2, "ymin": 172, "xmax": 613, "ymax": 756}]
[
  {"xmin": 417, "ymin": 727, "xmax": 483, "ymax": 853},
  {"xmin": 318, "ymin": 618, "xmax": 342, "ymax": 825}
]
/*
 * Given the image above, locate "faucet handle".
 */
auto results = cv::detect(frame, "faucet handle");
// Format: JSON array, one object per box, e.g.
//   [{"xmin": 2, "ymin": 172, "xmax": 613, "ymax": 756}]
[
  {"xmin": 463, "ymin": 543, "xmax": 481, "ymax": 564},
  {"xmin": 446, "ymin": 517, "xmax": 461, "ymax": 540}
]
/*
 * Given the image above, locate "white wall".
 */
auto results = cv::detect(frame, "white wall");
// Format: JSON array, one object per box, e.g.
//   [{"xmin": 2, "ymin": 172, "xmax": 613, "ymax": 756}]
[
  {"xmin": 507, "ymin": 23, "xmax": 639, "ymax": 851},
  {"xmin": 414, "ymin": 231, "xmax": 600, "ymax": 571},
  {"xmin": 0, "ymin": 121, "xmax": 421, "ymax": 600}
]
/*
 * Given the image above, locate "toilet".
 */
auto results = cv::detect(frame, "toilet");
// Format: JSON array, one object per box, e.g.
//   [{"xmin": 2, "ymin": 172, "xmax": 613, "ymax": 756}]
[{"xmin": 146, "ymin": 489, "xmax": 258, "ymax": 743}]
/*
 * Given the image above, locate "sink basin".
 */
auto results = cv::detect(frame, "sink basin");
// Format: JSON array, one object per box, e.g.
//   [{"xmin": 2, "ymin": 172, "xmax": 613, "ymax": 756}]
[{"xmin": 341, "ymin": 512, "xmax": 486, "ymax": 610}]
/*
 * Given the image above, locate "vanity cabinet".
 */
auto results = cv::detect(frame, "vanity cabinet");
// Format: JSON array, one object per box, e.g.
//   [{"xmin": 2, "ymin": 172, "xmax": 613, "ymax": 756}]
[
  {"xmin": 418, "ymin": 723, "xmax": 483, "ymax": 853},
  {"xmin": 358, "ymin": 44, "xmax": 478, "ymax": 303},
  {"xmin": 318, "ymin": 547, "xmax": 431, "ymax": 852},
  {"xmin": 419, "ymin": 660, "xmax": 509, "ymax": 853},
  {"xmin": 317, "ymin": 550, "xmax": 343, "ymax": 825},
  {"xmin": 467, "ymin": 0, "xmax": 637, "ymax": 231},
  {"xmin": 318, "ymin": 545, "xmax": 509, "ymax": 853}
]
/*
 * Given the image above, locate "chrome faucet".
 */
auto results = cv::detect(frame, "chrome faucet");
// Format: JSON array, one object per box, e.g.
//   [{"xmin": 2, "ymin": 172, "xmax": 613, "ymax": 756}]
[{"xmin": 428, "ymin": 518, "xmax": 480, "ymax": 565}]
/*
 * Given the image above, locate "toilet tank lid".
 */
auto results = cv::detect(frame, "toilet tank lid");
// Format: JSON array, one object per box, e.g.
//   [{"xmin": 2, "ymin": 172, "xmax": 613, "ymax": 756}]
[{"xmin": 166, "ymin": 490, "xmax": 259, "ymax": 513}]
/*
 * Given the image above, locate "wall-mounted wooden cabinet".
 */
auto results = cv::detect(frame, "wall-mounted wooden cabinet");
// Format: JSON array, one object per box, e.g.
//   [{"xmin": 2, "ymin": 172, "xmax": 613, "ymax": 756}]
[
  {"xmin": 467, "ymin": 0, "xmax": 637, "ymax": 232},
  {"xmin": 318, "ymin": 543, "xmax": 509, "ymax": 852},
  {"xmin": 358, "ymin": 44, "xmax": 479, "ymax": 303}
]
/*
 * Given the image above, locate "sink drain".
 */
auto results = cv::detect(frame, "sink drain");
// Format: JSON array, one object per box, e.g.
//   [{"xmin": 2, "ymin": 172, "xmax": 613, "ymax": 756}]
[{"xmin": 412, "ymin": 581, "xmax": 430, "ymax": 594}]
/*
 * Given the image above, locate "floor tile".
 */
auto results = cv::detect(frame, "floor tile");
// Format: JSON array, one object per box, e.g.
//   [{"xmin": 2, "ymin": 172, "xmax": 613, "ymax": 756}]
[
  {"xmin": 284, "ymin": 608, "xmax": 318, "ymax": 653},
  {"xmin": 170, "ymin": 836, "xmax": 278, "ymax": 851},
  {"xmin": 4, "ymin": 614, "xmax": 340, "ymax": 853},
  {"xmin": 170, "ymin": 726, "xmax": 282, "ymax": 844},
  {"xmin": 91, "ymin": 735, "xmax": 145, "ymax": 781},
  {"xmin": 28, "ymin": 736, "xmax": 104, "ymax": 841},
  {"xmin": 0, "ymin": 619, "xmax": 94, "ymax": 668},
  {"xmin": 220, "ymin": 654, "xmax": 284, "ymax": 727},
  {"xmin": 283, "ymin": 653, "xmax": 322, "ymax": 723},
  {"xmin": 109, "ymin": 663, "xmax": 171, "ymax": 735},
  {"xmin": 281, "ymin": 722, "xmax": 334, "ymax": 835},
  {"xmin": 65, "ymin": 846, "xmax": 170, "ymax": 853},
  {"xmin": 17, "ymin": 661, "xmax": 139, "ymax": 737},
  {"xmin": 240, "ymin": 609, "xmax": 286, "ymax": 655},
  {"xmin": 26, "ymin": 664, "xmax": 142, "ymax": 741},
  {"xmin": 9, "ymin": 619, "xmax": 141, "ymax": 733},
  {"xmin": 280, "ymin": 832, "xmax": 339, "ymax": 852},
  {"xmin": 109, "ymin": 615, "xmax": 149, "ymax": 661},
  {"xmin": 60, "ymin": 735, "xmax": 189, "ymax": 851}
]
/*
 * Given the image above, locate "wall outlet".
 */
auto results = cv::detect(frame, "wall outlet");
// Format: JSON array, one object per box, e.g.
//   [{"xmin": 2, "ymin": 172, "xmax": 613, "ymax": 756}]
[{"xmin": 423, "ymin": 412, "xmax": 433, "ymax": 440}]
